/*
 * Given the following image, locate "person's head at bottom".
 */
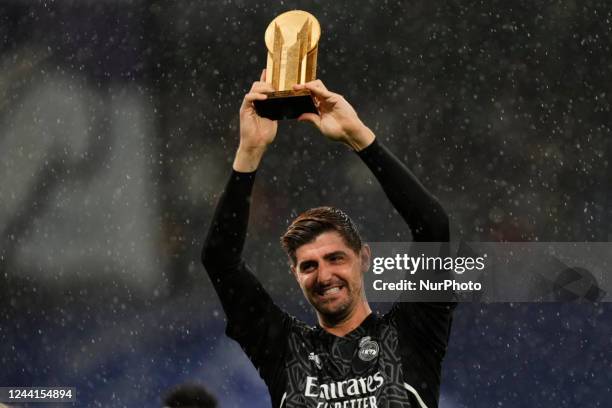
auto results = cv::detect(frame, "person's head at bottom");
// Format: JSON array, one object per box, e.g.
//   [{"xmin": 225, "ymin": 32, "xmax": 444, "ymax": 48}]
[
  {"xmin": 281, "ymin": 206, "xmax": 371, "ymax": 333},
  {"xmin": 163, "ymin": 383, "xmax": 217, "ymax": 408}
]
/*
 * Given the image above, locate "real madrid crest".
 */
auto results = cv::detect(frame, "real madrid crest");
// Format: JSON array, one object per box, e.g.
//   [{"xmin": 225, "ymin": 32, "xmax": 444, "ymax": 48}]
[{"xmin": 357, "ymin": 336, "xmax": 379, "ymax": 362}]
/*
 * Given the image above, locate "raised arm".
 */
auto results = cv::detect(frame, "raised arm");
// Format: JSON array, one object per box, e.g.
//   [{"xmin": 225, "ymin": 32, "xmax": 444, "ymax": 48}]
[
  {"xmin": 293, "ymin": 80, "xmax": 449, "ymax": 241},
  {"xmin": 357, "ymin": 139, "xmax": 449, "ymax": 242},
  {"xmin": 201, "ymin": 72, "xmax": 289, "ymax": 390},
  {"xmin": 202, "ymin": 69, "xmax": 277, "ymax": 266}
]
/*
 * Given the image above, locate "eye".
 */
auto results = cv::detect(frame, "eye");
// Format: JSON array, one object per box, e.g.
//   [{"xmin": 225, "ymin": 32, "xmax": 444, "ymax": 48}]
[
  {"xmin": 330, "ymin": 254, "xmax": 345, "ymax": 263},
  {"xmin": 300, "ymin": 262, "xmax": 317, "ymax": 273}
]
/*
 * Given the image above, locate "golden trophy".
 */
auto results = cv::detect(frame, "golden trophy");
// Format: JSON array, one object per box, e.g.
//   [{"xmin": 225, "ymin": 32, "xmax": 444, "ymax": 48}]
[{"xmin": 253, "ymin": 10, "xmax": 321, "ymax": 120}]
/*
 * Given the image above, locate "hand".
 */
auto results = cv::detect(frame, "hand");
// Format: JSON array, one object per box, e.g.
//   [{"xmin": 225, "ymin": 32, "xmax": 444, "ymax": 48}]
[
  {"xmin": 239, "ymin": 69, "xmax": 278, "ymax": 149},
  {"xmin": 234, "ymin": 70, "xmax": 278, "ymax": 172},
  {"xmin": 293, "ymin": 80, "xmax": 375, "ymax": 151}
]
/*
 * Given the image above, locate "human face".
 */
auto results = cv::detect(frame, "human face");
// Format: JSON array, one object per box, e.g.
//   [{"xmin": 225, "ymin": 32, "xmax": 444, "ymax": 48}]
[{"xmin": 291, "ymin": 231, "xmax": 370, "ymax": 323}]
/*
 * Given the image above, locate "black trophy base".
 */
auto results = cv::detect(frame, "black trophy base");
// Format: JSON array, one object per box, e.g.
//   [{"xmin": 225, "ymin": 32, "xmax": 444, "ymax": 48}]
[{"xmin": 253, "ymin": 89, "xmax": 318, "ymax": 120}]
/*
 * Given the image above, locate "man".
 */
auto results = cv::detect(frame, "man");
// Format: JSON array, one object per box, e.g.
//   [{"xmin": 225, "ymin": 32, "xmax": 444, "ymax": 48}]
[{"xmin": 202, "ymin": 70, "xmax": 455, "ymax": 407}]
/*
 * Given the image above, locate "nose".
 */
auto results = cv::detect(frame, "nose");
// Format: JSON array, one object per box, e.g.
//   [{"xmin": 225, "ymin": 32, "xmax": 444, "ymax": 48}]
[{"xmin": 316, "ymin": 262, "xmax": 334, "ymax": 285}]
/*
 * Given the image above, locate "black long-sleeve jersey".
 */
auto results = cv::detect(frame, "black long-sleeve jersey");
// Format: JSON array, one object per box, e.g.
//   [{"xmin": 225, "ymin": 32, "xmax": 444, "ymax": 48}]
[{"xmin": 202, "ymin": 139, "xmax": 455, "ymax": 408}]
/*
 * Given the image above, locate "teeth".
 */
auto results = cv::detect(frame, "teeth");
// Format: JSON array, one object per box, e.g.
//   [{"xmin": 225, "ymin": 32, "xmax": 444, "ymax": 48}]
[{"xmin": 323, "ymin": 287, "xmax": 340, "ymax": 295}]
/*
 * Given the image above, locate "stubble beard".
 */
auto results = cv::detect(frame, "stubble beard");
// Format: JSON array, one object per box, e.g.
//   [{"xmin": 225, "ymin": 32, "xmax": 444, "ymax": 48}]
[{"xmin": 312, "ymin": 286, "xmax": 357, "ymax": 326}]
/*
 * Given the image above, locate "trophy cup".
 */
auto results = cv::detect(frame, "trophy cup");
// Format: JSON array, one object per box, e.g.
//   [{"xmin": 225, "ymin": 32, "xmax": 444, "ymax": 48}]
[{"xmin": 253, "ymin": 10, "xmax": 321, "ymax": 120}]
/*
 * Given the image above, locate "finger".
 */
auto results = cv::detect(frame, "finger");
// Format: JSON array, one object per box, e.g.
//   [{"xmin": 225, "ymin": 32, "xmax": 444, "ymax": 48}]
[
  {"xmin": 297, "ymin": 112, "xmax": 322, "ymax": 130},
  {"xmin": 243, "ymin": 92, "xmax": 268, "ymax": 103},
  {"xmin": 250, "ymin": 81, "xmax": 275, "ymax": 93},
  {"xmin": 310, "ymin": 79, "xmax": 328, "ymax": 90},
  {"xmin": 260, "ymin": 68, "xmax": 266, "ymax": 82},
  {"xmin": 240, "ymin": 92, "xmax": 268, "ymax": 110},
  {"xmin": 297, "ymin": 80, "xmax": 334, "ymax": 99}
]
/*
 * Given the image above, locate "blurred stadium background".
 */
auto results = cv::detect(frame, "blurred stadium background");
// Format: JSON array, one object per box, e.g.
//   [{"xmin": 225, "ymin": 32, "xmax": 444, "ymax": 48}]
[{"xmin": 1, "ymin": 1, "xmax": 611, "ymax": 406}]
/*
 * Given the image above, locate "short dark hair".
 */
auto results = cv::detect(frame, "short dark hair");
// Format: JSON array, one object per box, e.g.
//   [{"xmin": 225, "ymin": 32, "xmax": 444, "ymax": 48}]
[
  {"xmin": 280, "ymin": 206, "xmax": 362, "ymax": 265},
  {"xmin": 163, "ymin": 384, "xmax": 217, "ymax": 408}
]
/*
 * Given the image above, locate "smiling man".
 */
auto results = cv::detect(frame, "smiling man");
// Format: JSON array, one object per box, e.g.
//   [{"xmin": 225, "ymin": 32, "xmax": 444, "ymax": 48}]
[
  {"xmin": 281, "ymin": 208, "xmax": 373, "ymax": 337},
  {"xmin": 202, "ymin": 71, "xmax": 455, "ymax": 408}
]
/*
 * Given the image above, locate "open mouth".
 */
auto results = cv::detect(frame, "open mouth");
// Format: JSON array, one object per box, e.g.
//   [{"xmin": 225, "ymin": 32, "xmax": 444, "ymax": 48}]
[{"xmin": 317, "ymin": 285, "xmax": 345, "ymax": 298}]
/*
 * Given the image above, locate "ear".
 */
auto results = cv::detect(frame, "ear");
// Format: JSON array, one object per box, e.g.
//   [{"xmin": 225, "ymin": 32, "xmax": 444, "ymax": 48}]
[
  {"xmin": 290, "ymin": 264, "xmax": 297, "ymax": 277},
  {"xmin": 360, "ymin": 244, "xmax": 371, "ymax": 273}
]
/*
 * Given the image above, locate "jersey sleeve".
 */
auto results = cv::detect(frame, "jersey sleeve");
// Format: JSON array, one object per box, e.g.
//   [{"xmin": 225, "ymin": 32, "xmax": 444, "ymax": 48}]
[
  {"xmin": 201, "ymin": 170, "xmax": 290, "ymax": 383},
  {"xmin": 357, "ymin": 139, "xmax": 456, "ymax": 359},
  {"xmin": 357, "ymin": 138, "xmax": 449, "ymax": 242}
]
